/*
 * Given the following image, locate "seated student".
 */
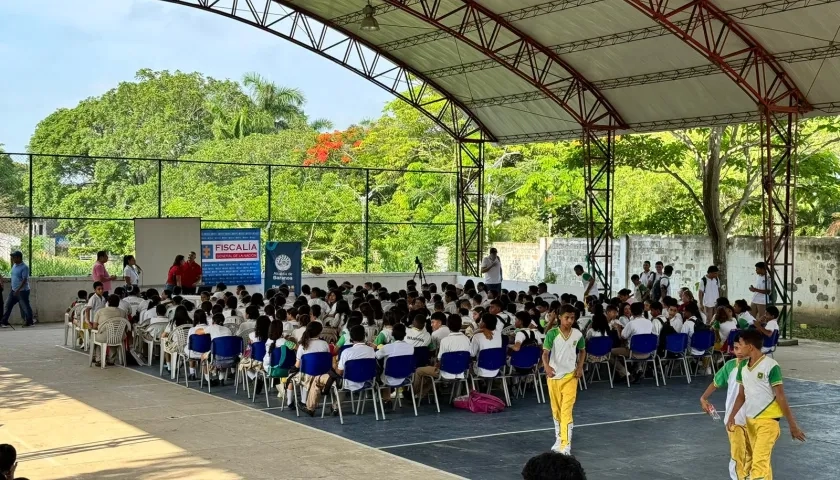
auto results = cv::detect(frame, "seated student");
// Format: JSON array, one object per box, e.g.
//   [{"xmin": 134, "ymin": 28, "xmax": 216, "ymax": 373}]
[
  {"xmin": 429, "ymin": 312, "xmax": 451, "ymax": 351},
  {"xmin": 236, "ymin": 284, "xmax": 247, "ymax": 299},
  {"xmin": 262, "ymin": 319, "xmax": 297, "ymax": 391},
  {"xmin": 664, "ymin": 297, "xmax": 684, "ymax": 332},
  {"xmin": 286, "ymin": 322, "xmax": 329, "ymax": 411},
  {"xmin": 413, "ymin": 315, "xmax": 471, "ymax": 396},
  {"xmin": 304, "ymin": 324, "xmax": 374, "ymax": 416},
  {"xmin": 585, "ymin": 305, "xmax": 610, "ymax": 341},
  {"xmin": 521, "ymin": 452, "xmax": 588, "ymax": 480},
  {"xmin": 144, "ymin": 304, "xmax": 171, "ymax": 342},
  {"xmin": 93, "ymin": 294, "xmax": 128, "ymax": 330},
  {"xmin": 405, "ymin": 314, "xmax": 432, "ymax": 348},
  {"xmin": 713, "ymin": 305, "xmax": 738, "ymax": 351},
  {"xmin": 649, "ymin": 301, "xmax": 668, "ymax": 337},
  {"xmin": 604, "ymin": 304, "xmax": 621, "ymax": 331},
  {"xmin": 754, "ymin": 305, "xmax": 780, "ymax": 353},
  {"xmin": 612, "ymin": 302, "xmax": 653, "ymax": 384},
  {"xmin": 733, "ymin": 299, "xmax": 756, "ymax": 329},
  {"xmin": 292, "ymin": 314, "xmax": 312, "ymax": 343},
  {"xmin": 68, "ymin": 289, "xmax": 89, "ymax": 328},
  {"xmin": 184, "ymin": 310, "xmax": 212, "ymax": 381},
  {"xmin": 471, "ymin": 314, "xmax": 503, "ymax": 380},
  {"xmin": 374, "ymin": 313, "xmax": 396, "ymax": 347},
  {"xmin": 510, "ymin": 311, "xmax": 540, "ymax": 352},
  {"xmin": 235, "ymin": 305, "xmax": 259, "ymax": 336},
  {"xmin": 84, "ymin": 282, "xmax": 107, "ymax": 329},
  {"xmin": 263, "ymin": 304, "xmax": 276, "ymax": 322}
]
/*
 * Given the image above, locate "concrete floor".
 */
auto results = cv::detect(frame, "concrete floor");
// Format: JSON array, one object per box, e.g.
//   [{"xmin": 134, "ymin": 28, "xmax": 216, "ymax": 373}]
[
  {"xmin": 0, "ymin": 326, "xmax": 459, "ymax": 480},
  {"xmin": 1, "ymin": 326, "xmax": 838, "ymax": 479}
]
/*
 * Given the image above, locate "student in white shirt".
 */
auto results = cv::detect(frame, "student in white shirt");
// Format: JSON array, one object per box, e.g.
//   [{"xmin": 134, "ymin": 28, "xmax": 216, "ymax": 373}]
[
  {"xmin": 665, "ymin": 303, "xmax": 684, "ymax": 333},
  {"xmin": 405, "ymin": 314, "xmax": 432, "ymax": 348},
  {"xmin": 698, "ymin": 265, "xmax": 721, "ymax": 321},
  {"xmin": 754, "ymin": 306, "xmax": 780, "ymax": 353},
  {"xmin": 336, "ymin": 325, "xmax": 376, "ymax": 392},
  {"xmin": 293, "ymin": 322, "xmax": 331, "ymax": 415},
  {"xmin": 639, "ymin": 260, "xmax": 655, "ymax": 290},
  {"xmin": 733, "ymin": 299, "xmax": 756, "ymax": 329},
  {"xmin": 657, "ymin": 265, "xmax": 674, "ymax": 302},
  {"xmin": 413, "ymin": 315, "xmax": 471, "ymax": 397},
  {"xmin": 235, "ymin": 305, "xmax": 259, "ymax": 337},
  {"xmin": 680, "ymin": 302, "xmax": 713, "ymax": 365},
  {"xmin": 612, "ymin": 302, "xmax": 654, "ymax": 383},
  {"xmin": 749, "ymin": 261, "xmax": 772, "ymax": 319},
  {"xmin": 84, "ymin": 282, "xmax": 107, "ymax": 327},
  {"xmin": 713, "ymin": 306, "xmax": 738, "ymax": 352},
  {"xmin": 649, "ymin": 301, "xmax": 668, "ymax": 337},
  {"xmin": 510, "ymin": 311, "xmax": 541, "ymax": 352},
  {"xmin": 471, "ymin": 314, "xmax": 503, "ymax": 379},
  {"xmin": 375, "ymin": 323, "xmax": 414, "ymax": 408},
  {"xmin": 185, "ymin": 310, "xmax": 210, "ymax": 381}
]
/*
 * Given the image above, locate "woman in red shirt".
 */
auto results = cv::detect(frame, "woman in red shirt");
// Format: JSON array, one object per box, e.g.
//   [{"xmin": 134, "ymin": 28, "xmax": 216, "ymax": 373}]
[{"xmin": 165, "ymin": 255, "xmax": 185, "ymax": 292}]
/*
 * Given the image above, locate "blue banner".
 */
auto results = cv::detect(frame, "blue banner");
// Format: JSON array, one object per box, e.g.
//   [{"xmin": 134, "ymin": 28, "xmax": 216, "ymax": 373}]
[
  {"xmin": 200, "ymin": 228, "xmax": 262, "ymax": 286},
  {"xmin": 265, "ymin": 242, "xmax": 302, "ymax": 294}
]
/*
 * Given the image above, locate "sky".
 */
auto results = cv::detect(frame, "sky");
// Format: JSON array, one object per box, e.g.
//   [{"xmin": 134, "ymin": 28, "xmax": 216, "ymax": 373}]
[{"xmin": 0, "ymin": 0, "xmax": 393, "ymax": 154}]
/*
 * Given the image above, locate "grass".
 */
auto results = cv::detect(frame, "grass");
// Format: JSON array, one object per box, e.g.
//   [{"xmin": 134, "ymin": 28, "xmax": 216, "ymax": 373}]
[{"xmin": 791, "ymin": 324, "xmax": 840, "ymax": 343}]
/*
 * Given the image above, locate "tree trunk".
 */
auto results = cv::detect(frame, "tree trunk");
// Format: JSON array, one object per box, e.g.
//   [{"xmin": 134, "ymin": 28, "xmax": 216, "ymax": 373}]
[{"xmin": 701, "ymin": 127, "xmax": 729, "ymax": 297}]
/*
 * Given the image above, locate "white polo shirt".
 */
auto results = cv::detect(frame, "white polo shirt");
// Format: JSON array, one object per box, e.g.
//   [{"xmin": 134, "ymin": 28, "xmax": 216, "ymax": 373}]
[
  {"xmin": 761, "ymin": 320, "xmax": 779, "ymax": 353},
  {"xmin": 431, "ymin": 326, "xmax": 451, "ymax": 349},
  {"xmin": 470, "ymin": 331, "xmax": 503, "ymax": 377},
  {"xmin": 405, "ymin": 326, "xmax": 432, "ymax": 348},
  {"xmin": 752, "ymin": 274, "xmax": 771, "ymax": 305},
  {"xmin": 339, "ymin": 343, "xmax": 376, "ymax": 391},
  {"xmin": 714, "ymin": 359, "xmax": 747, "ymax": 426},
  {"xmin": 296, "ymin": 338, "xmax": 330, "ymax": 362},
  {"xmin": 375, "ymin": 340, "xmax": 415, "ymax": 386},
  {"xmin": 736, "ymin": 356, "xmax": 784, "ymax": 419},
  {"xmin": 621, "ymin": 316, "xmax": 653, "ymax": 340},
  {"xmin": 86, "ymin": 294, "xmax": 107, "ymax": 321},
  {"xmin": 542, "ymin": 327, "xmax": 585, "ymax": 379},
  {"xmin": 699, "ymin": 276, "xmax": 720, "ymax": 307},
  {"xmin": 481, "ymin": 255, "xmax": 502, "ymax": 284}
]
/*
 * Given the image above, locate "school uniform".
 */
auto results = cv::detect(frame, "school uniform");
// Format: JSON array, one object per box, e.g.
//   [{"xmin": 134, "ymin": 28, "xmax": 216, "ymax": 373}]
[
  {"xmin": 185, "ymin": 324, "xmax": 210, "ymax": 359},
  {"xmin": 751, "ymin": 274, "xmax": 771, "ymax": 318},
  {"xmin": 542, "ymin": 327, "xmax": 585, "ymax": 454},
  {"xmin": 413, "ymin": 331, "xmax": 470, "ymax": 396},
  {"xmin": 612, "ymin": 316, "xmax": 653, "ymax": 377},
  {"xmin": 737, "ymin": 311, "xmax": 756, "ymax": 329},
  {"xmin": 680, "ymin": 317, "xmax": 707, "ymax": 355},
  {"xmin": 736, "ymin": 356, "xmax": 784, "ymax": 480},
  {"xmin": 374, "ymin": 326, "xmax": 394, "ymax": 346},
  {"xmin": 431, "ymin": 326, "xmax": 451, "ymax": 350},
  {"xmin": 760, "ymin": 320, "xmax": 779, "ymax": 354},
  {"xmin": 470, "ymin": 331, "xmax": 503, "ymax": 377},
  {"xmin": 338, "ymin": 343, "xmax": 376, "ymax": 391},
  {"xmin": 714, "ymin": 359, "xmax": 749, "ymax": 480},
  {"xmin": 86, "ymin": 294, "xmax": 107, "ymax": 324},
  {"xmin": 376, "ymin": 340, "xmax": 414, "ymax": 386},
  {"xmin": 669, "ymin": 313, "xmax": 684, "ymax": 333},
  {"xmin": 294, "ymin": 339, "xmax": 330, "ymax": 409},
  {"xmin": 715, "ymin": 319, "xmax": 738, "ymax": 349},
  {"xmin": 405, "ymin": 326, "xmax": 432, "ymax": 348}
]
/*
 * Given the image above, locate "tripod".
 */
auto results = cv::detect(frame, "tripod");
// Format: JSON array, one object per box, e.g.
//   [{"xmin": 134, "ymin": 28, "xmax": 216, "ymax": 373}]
[{"xmin": 413, "ymin": 258, "xmax": 427, "ymax": 286}]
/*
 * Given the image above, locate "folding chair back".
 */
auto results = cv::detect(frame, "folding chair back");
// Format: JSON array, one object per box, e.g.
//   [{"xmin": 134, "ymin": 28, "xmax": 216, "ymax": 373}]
[
  {"xmin": 250, "ymin": 341, "xmax": 267, "ymax": 361},
  {"xmin": 300, "ymin": 351, "xmax": 332, "ymax": 376},
  {"xmin": 269, "ymin": 344, "xmax": 297, "ymax": 370},
  {"xmin": 412, "ymin": 346, "xmax": 430, "ymax": 367},
  {"xmin": 475, "ymin": 347, "xmax": 506, "ymax": 372},
  {"xmin": 383, "ymin": 354, "xmax": 416, "ymax": 379},
  {"xmin": 690, "ymin": 330, "xmax": 715, "ymax": 352},
  {"xmin": 763, "ymin": 330, "xmax": 780, "ymax": 351},
  {"xmin": 725, "ymin": 329, "xmax": 740, "ymax": 354},
  {"xmin": 213, "ymin": 336, "xmax": 244, "ymax": 358},
  {"xmin": 629, "ymin": 334, "xmax": 658, "ymax": 356},
  {"xmin": 586, "ymin": 336, "xmax": 613, "ymax": 357},
  {"xmin": 439, "ymin": 351, "xmax": 471, "ymax": 376},
  {"xmin": 665, "ymin": 333, "xmax": 689, "ymax": 355},
  {"xmin": 188, "ymin": 333, "xmax": 212, "ymax": 355},
  {"xmin": 509, "ymin": 346, "xmax": 540, "ymax": 370},
  {"xmin": 343, "ymin": 358, "xmax": 377, "ymax": 386}
]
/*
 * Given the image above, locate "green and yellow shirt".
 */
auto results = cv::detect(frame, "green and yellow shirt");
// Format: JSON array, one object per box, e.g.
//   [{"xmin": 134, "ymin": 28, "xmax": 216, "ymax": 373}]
[
  {"xmin": 736, "ymin": 355, "xmax": 784, "ymax": 419},
  {"xmin": 542, "ymin": 327, "xmax": 585, "ymax": 380}
]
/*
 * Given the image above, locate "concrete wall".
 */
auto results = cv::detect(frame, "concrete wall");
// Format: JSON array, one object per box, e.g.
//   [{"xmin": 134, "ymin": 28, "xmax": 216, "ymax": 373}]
[{"xmin": 8, "ymin": 273, "xmax": 459, "ymax": 325}]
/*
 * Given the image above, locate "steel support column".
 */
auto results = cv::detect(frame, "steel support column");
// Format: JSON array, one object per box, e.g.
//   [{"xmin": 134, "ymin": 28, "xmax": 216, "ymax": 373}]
[
  {"xmin": 760, "ymin": 108, "xmax": 797, "ymax": 338},
  {"xmin": 457, "ymin": 137, "xmax": 485, "ymax": 277},
  {"xmin": 583, "ymin": 129, "xmax": 614, "ymax": 298}
]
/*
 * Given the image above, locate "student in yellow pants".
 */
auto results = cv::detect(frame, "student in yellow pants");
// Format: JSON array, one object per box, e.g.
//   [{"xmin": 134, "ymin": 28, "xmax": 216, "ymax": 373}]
[
  {"xmin": 746, "ymin": 417, "xmax": 780, "ymax": 479},
  {"xmin": 729, "ymin": 424, "xmax": 752, "ymax": 480},
  {"xmin": 541, "ymin": 305, "xmax": 586, "ymax": 454}
]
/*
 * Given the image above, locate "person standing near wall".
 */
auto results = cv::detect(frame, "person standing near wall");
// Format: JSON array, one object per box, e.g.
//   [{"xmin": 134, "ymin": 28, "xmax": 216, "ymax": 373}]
[
  {"xmin": 749, "ymin": 262, "xmax": 771, "ymax": 319},
  {"xmin": 480, "ymin": 248, "xmax": 503, "ymax": 294},
  {"xmin": 699, "ymin": 266, "xmax": 721, "ymax": 321},
  {"xmin": 0, "ymin": 251, "xmax": 33, "ymax": 328},
  {"xmin": 639, "ymin": 261, "xmax": 655, "ymax": 290},
  {"xmin": 122, "ymin": 255, "xmax": 142, "ymax": 289},
  {"xmin": 179, "ymin": 251, "xmax": 202, "ymax": 295},
  {"xmin": 92, "ymin": 250, "xmax": 117, "ymax": 295}
]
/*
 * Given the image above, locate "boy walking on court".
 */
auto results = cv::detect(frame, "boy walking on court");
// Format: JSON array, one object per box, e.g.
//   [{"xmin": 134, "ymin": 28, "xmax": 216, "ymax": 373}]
[
  {"xmin": 542, "ymin": 304, "xmax": 586, "ymax": 454},
  {"xmin": 727, "ymin": 329, "xmax": 805, "ymax": 480},
  {"xmin": 700, "ymin": 333, "xmax": 749, "ymax": 480}
]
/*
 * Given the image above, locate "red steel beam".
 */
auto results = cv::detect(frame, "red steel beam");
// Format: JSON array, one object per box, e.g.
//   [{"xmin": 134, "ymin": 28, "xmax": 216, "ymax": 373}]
[
  {"xmin": 379, "ymin": 0, "xmax": 627, "ymax": 130},
  {"xmin": 158, "ymin": 0, "xmax": 494, "ymax": 142},
  {"xmin": 622, "ymin": 0, "xmax": 812, "ymax": 112}
]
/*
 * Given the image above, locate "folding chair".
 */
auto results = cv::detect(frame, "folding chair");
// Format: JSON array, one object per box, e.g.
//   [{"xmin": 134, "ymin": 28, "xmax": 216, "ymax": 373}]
[
  {"xmin": 763, "ymin": 330, "xmax": 780, "ymax": 357},
  {"xmin": 506, "ymin": 346, "xmax": 543, "ymax": 403},
  {"xmin": 257, "ymin": 344, "xmax": 297, "ymax": 407},
  {"xmin": 201, "ymin": 336, "xmax": 243, "ymax": 393},
  {"xmin": 619, "ymin": 334, "xmax": 660, "ymax": 387},
  {"xmin": 377, "ymin": 354, "xmax": 418, "ymax": 416},
  {"xmin": 236, "ymin": 341, "xmax": 266, "ymax": 397},
  {"xmin": 160, "ymin": 325, "xmax": 190, "ymax": 377},
  {"xmin": 584, "ymin": 336, "xmax": 614, "ymax": 389},
  {"xmin": 63, "ymin": 312, "xmax": 73, "ymax": 346},
  {"xmin": 419, "ymin": 351, "xmax": 471, "ymax": 413},
  {"xmin": 177, "ymin": 334, "xmax": 210, "ymax": 387},
  {"xmin": 292, "ymin": 352, "xmax": 333, "ymax": 417},
  {"xmin": 714, "ymin": 329, "xmax": 740, "ymax": 365},
  {"xmin": 331, "ymin": 358, "xmax": 381, "ymax": 424},
  {"xmin": 657, "ymin": 333, "xmax": 690, "ymax": 385},
  {"xmin": 88, "ymin": 319, "xmax": 130, "ymax": 369},
  {"xmin": 690, "ymin": 330, "xmax": 716, "ymax": 376},
  {"xmin": 471, "ymin": 348, "xmax": 511, "ymax": 406}
]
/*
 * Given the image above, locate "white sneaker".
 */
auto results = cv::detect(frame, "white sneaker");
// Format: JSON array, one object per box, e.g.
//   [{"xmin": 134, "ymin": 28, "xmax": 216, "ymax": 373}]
[
  {"xmin": 705, "ymin": 367, "xmax": 712, "ymax": 375},
  {"xmin": 550, "ymin": 440, "xmax": 561, "ymax": 453}
]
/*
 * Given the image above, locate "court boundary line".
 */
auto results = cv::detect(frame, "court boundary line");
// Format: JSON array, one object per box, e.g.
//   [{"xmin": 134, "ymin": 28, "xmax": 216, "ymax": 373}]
[
  {"xmin": 376, "ymin": 400, "xmax": 840, "ymax": 450},
  {"xmin": 52, "ymin": 345, "xmax": 466, "ymax": 480}
]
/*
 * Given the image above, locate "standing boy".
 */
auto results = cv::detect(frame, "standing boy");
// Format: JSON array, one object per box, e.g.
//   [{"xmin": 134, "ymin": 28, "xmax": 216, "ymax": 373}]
[
  {"xmin": 727, "ymin": 329, "xmax": 805, "ymax": 480},
  {"xmin": 700, "ymin": 333, "xmax": 748, "ymax": 480},
  {"xmin": 542, "ymin": 304, "xmax": 586, "ymax": 454},
  {"xmin": 699, "ymin": 266, "xmax": 721, "ymax": 321}
]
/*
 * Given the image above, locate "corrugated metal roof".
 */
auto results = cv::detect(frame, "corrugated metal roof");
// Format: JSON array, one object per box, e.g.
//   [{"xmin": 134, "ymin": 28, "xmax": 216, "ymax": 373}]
[{"xmin": 281, "ymin": 0, "xmax": 840, "ymax": 143}]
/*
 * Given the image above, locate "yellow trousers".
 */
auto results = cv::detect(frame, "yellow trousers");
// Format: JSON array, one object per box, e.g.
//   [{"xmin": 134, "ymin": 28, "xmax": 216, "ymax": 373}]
[
  {"xmin": 547, "ymin": 374, "xmax": 578, "ymax": 452},
  {"xmin": 728, "ymin": 425, "xmax": 752, "ymax": 480},
  {"xmin": 746, "ymin": 417, "xmax": 780, "ymax": 480}
]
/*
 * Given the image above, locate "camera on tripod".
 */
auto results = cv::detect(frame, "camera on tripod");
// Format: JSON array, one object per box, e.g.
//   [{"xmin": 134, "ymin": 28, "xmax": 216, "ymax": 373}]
[
  {"xmin": 414, "ymin": 256, "xmax": 422, "ymax": 267},
  {"xmin": 413, "ymin": 256, "xmax": 426, "ymax": 285}
]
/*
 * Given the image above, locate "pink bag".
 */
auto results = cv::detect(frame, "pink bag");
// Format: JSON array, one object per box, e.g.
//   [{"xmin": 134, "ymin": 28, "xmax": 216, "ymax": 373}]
[{"xmin": 453, "ymin": 390, "xmax": 506, "ymax": 414}]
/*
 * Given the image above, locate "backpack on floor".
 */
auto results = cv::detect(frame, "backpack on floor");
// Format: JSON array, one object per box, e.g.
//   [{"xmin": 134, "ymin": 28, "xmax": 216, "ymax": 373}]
[{"xmin": 453, "ymin": 390, "xmax": 506, "ymax": 414}]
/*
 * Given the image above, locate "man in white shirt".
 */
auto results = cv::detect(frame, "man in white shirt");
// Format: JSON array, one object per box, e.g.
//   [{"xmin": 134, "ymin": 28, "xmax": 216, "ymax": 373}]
[
  {"xmin": 480, "ymin": 248, "xmax": 503, "ymax": 294},
  {"xmin": 639, "ymin": 261, "xmax": 655, "ymax": 290},
  {"xmin": 375, "ymin": 323, "xmax": 414, "ymax": 407},
  {"xmin": 749, "ymin": 261, "xmax": 771, "ymax": 319},
  {"xmin": 405, "ymin": 315, "xmax": 432, "ymax": 348},
  {"xmin": 470, "ymin": 315, "xmax": 503, "ymax": 378},
  {"xmin": 536, "ymin": 283, "xmax": 557, "ymax": 303},
  {"xmin": 413, "ymin": 316, "xmax": 471, "ymax": 397},
  {"xmin": 657, "ymin": 265, "xmax": 674, "ymax": 302},
  {"xmin": 611, "ymin": 302, "xmax": 653, "ymax": 383},
  {"xmin": 430, "ymin": 312, "xmax": 451, "ymax": 351},
  {"xmin": 698, "ymin": 265, "xmax": 721, "ymax": 321},
  {"xmin": 337, "ymin": 326, "xmax": 376, "ymax": 392}
]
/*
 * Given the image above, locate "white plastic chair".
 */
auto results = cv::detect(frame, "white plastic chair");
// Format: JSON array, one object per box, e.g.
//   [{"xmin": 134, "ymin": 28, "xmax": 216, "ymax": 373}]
[
  {"xmin": 72, "ymin": 304, "xmax": 90, "ymax": 350},
  {"xmin": 88, "ymin": 319, "xmax": 130, "ymax": 369},
  {"xmin": 63, "ymin": 312, "xmax": 73, "ymax": 346},
  {"xmin": 160, "ymin": 325, "xmax": 191, "ymax": 378}
]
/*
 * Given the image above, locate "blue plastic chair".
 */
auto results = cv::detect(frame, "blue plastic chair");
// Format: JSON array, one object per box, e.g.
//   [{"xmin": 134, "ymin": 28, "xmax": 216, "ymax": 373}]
[
  {"xmin": 201, "ymin": 336, "xmax": 243, "ymax": 393},
  {"xmin": 471, "ymin": 347, "xmax": 510, "ymax": 406},
  {"xmin": 657, "ymin": 333, "xmax": 690, "ymax": 385},
  {"xmin": 620, "ymin": 333, "xmax": 660, "ymax": 388},
  {"xmin": 690, "ymin": 330, "xmax": 717, "ymax": 376},
  {"xmin": 421, "ymin": 351, "xmax": 471, "ymax": 413},
  {"xmin": 763, "ymin": 329, "xmax": 780, "ymax": 357},
  {"xmin": 236, "ymin": 341, "xmax": 267, "ymax": 397},
  {"xmin": 177, "ymin": 334, "xmax": 211, "ymax": 387},
  {"xmin": 378, "ymin": 354, "xmax": 418, "ymax": 416},
  {"xmin": 292, "ymin": 352, "xmax": 333, "ymax": 417},
  {"xmin": 331, "ymin": 358, "xmax": 381, "ymax": 424},
  {"xmin": 585, "ymin": 336, "xmax": 614, "ymax": 389},
  {"xmin": 412, "ymin": 346, "xmax": 430, "ymax": 368},
  {"xmin": 506, "ymin": 346, "xmax": 543, "ymax": 403}
]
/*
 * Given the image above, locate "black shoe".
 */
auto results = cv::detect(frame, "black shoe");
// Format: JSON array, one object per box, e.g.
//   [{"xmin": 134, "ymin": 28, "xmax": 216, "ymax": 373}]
[
  {"xmin": 255, "ymin": 382, "xmax": 264, "ymax": 395},
  {"xmin": 210, "ymin": 379, "xmax": 220, "ymax": 387},
  {"xmin": 297, "ymin": 401, "xmax": 315, "ymax": 417},
  {"xmin": 382, "ymin": 400, "xmax": 394, "ymax": 410},
  {"xmin": 631, "ymin": 373, "xmax": 643, "ymax": 385},
  {"xmin": 188, "ymin": 374, "xmax": 197, "ymax": 382},
  {"xmin": 329, "ymin": 407, "xmax": 340, "ymax": 417}
]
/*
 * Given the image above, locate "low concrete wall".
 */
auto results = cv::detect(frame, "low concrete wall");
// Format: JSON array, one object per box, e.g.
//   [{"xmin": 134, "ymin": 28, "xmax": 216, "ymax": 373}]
[{"xmin": 7, "ymin": 272, "xmax": 459, "ymax": 324}]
